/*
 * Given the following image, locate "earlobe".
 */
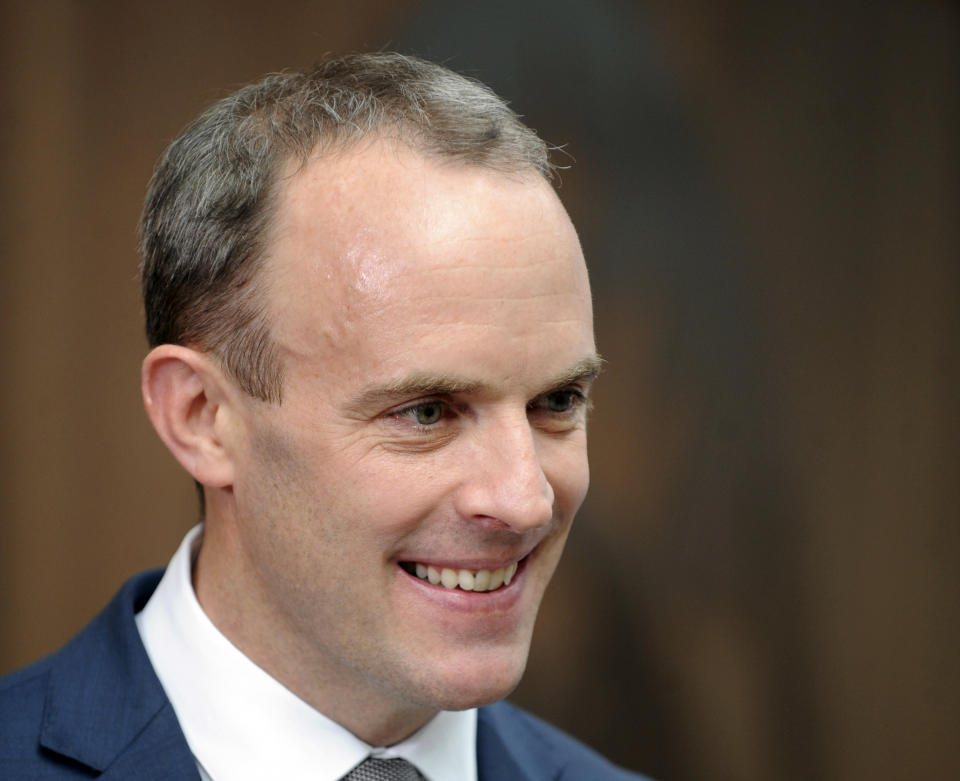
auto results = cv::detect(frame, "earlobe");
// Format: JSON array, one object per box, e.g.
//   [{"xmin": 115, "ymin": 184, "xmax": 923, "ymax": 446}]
[{"xmin": 141, "ymin": 345, "xmax": 236, "ymax": 488}]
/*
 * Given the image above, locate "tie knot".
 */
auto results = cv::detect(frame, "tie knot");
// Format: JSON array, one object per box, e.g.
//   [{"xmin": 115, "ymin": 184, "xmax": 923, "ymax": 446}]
[{"xmin": 340, "ymin": 756, "xmax": 425, "ymax": 781}]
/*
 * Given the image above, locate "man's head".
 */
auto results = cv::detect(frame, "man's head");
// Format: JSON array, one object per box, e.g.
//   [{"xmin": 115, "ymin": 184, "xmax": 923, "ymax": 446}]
[{"xmin": 140, "ymin": 54, "xmax": 598, "ymax": 745}]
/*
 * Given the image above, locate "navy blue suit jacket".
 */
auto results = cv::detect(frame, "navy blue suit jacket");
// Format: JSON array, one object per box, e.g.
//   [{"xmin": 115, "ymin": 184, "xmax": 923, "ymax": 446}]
[{"xmin": 0, "ymin": 571, "xmax": 647, "ymax": 779}]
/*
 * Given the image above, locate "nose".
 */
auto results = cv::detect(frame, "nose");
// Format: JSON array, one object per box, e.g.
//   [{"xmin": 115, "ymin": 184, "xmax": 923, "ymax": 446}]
[{"xmin": 455, "ymin": 415, "xmax": 555, "ymax": 532}]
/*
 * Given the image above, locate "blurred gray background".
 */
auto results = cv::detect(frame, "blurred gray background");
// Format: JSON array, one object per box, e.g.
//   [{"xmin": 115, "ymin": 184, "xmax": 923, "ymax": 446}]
[{"xmin": 2, "ymin": 2, "xmax": 957, "ymax": 779}]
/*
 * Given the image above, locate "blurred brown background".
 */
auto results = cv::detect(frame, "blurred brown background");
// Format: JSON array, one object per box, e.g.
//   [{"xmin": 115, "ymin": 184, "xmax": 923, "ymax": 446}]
[{"xmin": 1, "ymin": 2, "xmax": 957, "ymax": 779}]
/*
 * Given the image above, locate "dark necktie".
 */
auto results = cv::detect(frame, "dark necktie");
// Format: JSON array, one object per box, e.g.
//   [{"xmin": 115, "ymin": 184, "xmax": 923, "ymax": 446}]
[{"xmin": 339, "ymin": 756, "xmax": 425, "ymax": 780}]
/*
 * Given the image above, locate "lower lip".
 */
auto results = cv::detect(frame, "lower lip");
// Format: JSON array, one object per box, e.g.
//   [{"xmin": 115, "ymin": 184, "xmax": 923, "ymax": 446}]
[{"xmin": 395, "ymin": 559, "xmax": 528, "ymax": 616}]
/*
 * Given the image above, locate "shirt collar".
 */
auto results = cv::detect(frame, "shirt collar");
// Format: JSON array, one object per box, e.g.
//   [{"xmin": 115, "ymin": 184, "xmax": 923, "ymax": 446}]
[{"xmin": 135, "ymin": 525, "xmax": 477, "ymax": 781}]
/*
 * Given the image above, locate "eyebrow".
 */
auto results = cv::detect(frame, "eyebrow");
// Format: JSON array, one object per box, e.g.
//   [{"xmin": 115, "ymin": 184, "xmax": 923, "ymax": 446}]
[
  {"xmin": 351, "ymin": 375, "xmax": 486, "ymax": 410},
  {"xmin": 544, "ymin": 354, "xmax": 605, "ymax": 390},
  {"xmin": 347, "ymin": 352, "xmax": 604, "ymax": 413}
]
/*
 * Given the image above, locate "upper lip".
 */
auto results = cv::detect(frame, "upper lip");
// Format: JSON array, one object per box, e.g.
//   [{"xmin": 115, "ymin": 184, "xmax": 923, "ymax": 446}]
[{"xmin": 397, "ymin": 541, "xmax": 540, "ymax": 571}]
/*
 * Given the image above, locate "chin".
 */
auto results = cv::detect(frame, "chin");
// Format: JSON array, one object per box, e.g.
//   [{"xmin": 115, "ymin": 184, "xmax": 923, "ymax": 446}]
[{"xmin": 412, "ymin": 645, "xmax": 530, "ymax": 711}]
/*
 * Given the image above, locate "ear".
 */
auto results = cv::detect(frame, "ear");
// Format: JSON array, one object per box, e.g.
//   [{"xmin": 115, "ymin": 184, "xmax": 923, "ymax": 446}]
[{"xmin": 141, "ymin": 344, "xmax": 237, "ymax": 488}]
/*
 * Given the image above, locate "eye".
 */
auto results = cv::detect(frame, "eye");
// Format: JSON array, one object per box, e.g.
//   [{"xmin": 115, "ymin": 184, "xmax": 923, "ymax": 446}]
[
  {"xmin": 411, "ymin": 401, "xmax": 444, "ymax": 425},
  {"xmin": 531, "ymin": 389, "xmax": 585, "ymax": 414},
  {"xmin": 381, "ymin": 398, "xmax": 460, "ymax": 452},
  {"xmin": 544, "ymin": 390, "xmax": 577, "ymax": 412},
  {"xmin": 392, "ymin": 400, "xmax": 450, "ymax": 427}
]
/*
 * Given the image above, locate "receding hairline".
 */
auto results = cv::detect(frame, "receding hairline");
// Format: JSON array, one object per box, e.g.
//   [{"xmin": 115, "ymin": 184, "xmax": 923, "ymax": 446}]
[
  {"xmin": 230, "ymin": 59, "xmax": 559, "ymax": 190},
  {"xmin": 267, "ymin": 124, "xmax": 553, "ymax": 206}
]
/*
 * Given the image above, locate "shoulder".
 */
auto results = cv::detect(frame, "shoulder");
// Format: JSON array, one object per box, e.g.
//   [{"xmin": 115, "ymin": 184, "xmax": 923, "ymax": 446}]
[
  {"xmin": 0, "ymin": 570, "xmax": 168, "ymax": 776},
  {"xmin": 0, "ymin": 568, "xmax": 163, "ymax": 698},
  {"xmin": 478, "ymin": 700, "xmax": 653, "ymax": 780},
  {"xmin": 0, "ymin": 655, "xmax": 54, "ymax": 770}
]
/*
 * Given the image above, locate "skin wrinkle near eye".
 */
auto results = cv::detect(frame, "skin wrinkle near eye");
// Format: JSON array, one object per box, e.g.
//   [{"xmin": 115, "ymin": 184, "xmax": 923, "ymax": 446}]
[{"xmin": 379, "ymin": 396, "xmax": 589, "ymax": 456}]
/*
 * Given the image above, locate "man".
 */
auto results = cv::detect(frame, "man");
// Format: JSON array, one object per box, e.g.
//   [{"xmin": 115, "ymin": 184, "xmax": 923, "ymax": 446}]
[{"xmin": 0, "ymin": 53, "xmax": 647, "ymax": 780}]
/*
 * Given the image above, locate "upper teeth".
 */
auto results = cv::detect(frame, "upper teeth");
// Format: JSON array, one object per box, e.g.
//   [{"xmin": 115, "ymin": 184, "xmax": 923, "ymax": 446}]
[{"xmin": 412, "ymin": 562, "xmax": 518, "ymax": 591}]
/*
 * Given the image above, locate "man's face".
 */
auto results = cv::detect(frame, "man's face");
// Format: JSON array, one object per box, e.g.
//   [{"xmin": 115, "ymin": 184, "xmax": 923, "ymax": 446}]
[{"xmin": 221, "ymin": 141, "xmax": 596, "ymax": 728}]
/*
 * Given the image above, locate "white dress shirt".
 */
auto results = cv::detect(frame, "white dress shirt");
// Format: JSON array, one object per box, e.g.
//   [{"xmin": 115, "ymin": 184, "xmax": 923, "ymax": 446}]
[{"xmin": 135, "ymin": 525, "xmax": 477, "ymax": 781}]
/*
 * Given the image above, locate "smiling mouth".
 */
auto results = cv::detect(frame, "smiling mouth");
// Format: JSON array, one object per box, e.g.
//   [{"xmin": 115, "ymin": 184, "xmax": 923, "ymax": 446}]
[{"xmin": 399, "ymin": 560, "xmax": 522, "ymax": 592}]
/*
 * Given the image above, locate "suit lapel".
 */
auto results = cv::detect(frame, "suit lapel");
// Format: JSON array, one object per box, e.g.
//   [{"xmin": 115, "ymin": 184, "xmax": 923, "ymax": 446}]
[
  {"xmin": 97, "ymin": 702, "xmax": 202, "ymax": 780},
  {"xmin": 477, "ymin": 703, "xmax": 562, "ymax": 781},
  {"xmin": 38, "ymin": 570, "xmax": 200, "ymax": 779}
]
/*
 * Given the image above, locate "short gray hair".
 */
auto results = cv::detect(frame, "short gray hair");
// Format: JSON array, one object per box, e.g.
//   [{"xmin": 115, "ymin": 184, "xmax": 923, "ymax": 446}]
[{"xmin": 139, "ymin": 52, "xmax": 554, "ymax": 403}]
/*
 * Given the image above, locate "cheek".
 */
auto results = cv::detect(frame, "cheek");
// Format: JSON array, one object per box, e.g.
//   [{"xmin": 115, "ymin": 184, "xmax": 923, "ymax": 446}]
[
  {"xmin": 544, "ymin": 437, "xmax": 590, "ymax": 515},
  {"xmin": 233, "ymin": 419, "xmax": 338, "ymax": 553},
  {"xmin": 347, "ymin": 451, "xmax": 461, "ymax": 526}
]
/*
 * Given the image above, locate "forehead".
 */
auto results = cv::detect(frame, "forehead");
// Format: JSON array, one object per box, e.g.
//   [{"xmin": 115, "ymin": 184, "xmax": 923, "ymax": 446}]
[{"xmin": 261, "ymin": 141, "xmax": 593, "ymax": 385}]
